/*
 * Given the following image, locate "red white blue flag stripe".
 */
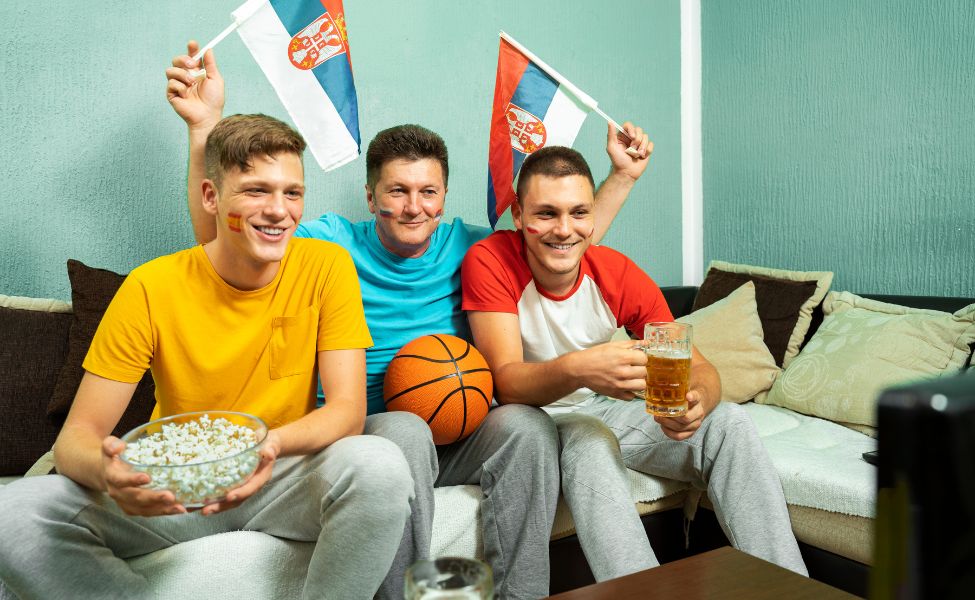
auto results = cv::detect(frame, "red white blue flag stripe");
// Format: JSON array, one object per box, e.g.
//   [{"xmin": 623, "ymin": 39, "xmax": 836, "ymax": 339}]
[
  {"xmin": 234, "ymin": 0, "xmax": 359, "ymax": 171},
  {"xmin": 487, "ymin": 37, "xmax": 590, "ymax": 229}
]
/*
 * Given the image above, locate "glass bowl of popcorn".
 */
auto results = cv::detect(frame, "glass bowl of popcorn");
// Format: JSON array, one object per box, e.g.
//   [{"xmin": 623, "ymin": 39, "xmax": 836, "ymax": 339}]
[{"xmin": 120, "ymin": 411, "xmax": 267, "ymax": 508}]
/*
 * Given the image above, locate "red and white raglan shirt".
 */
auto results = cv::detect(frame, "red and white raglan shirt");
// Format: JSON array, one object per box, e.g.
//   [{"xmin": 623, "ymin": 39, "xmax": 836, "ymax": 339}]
[{"xmin": 461, "ymin": 230, "xmax": 673, "ymax": 413}]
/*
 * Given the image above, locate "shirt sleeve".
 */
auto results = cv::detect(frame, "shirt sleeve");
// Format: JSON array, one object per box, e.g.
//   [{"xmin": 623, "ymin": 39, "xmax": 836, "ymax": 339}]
[
  {"xmin": 461, "ymin": 240, "xmax": 520, "ymax": 314},
  {"xmin": 296, "ymin": 212, "xmax": 343, "ymax": 242},
  {"xmin": 82, "ymin": 274, "xmax": 154, "ymax": 383},
  {"xmin": 616, "ymin": 259, "xmax": 675, "ymax": 337},
  {"xmin": 317, "ymin": 248, "xmax": 373, "ymax": 351}
]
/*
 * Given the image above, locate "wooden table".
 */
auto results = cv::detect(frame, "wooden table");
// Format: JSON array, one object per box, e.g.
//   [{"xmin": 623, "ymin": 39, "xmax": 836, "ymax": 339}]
[{"xmin": 546, "ymin": 547, "xmax": 859, "ymax": 599}]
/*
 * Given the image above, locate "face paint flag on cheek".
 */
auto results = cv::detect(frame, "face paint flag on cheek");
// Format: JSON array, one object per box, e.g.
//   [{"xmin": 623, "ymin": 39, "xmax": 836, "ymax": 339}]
[
  {"xmin": 228, "ymin": 212, "xmax": 243, "ymax": 232},
  {"xmin": 377, "ymin": 208, "xmax": 395, "ymax": 218},
  {"xmin": 525, "ymin": 225, "xmax": 541, "ymax": 235}
]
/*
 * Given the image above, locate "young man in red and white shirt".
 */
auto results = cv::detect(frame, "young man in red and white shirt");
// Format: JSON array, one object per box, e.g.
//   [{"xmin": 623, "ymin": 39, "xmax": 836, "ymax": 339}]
[{"xmin": 462, "ymin": 146, "xmax": 807, "ymax": 580}]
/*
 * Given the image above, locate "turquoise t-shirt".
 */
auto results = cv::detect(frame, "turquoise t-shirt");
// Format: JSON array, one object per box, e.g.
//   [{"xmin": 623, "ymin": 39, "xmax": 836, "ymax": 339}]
[{"xmin": 296, "ymin": 214, "xmax": 491, "ymax": 415}]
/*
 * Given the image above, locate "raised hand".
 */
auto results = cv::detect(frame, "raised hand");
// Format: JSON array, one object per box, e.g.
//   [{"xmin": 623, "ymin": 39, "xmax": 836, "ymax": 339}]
[
  {"xmin": 606, "ymin": 121, "xmax": 653, "ymax": 182},
  {"xmin": 165, "ymin": 40, "xmax": 225, "ymax": 130}
]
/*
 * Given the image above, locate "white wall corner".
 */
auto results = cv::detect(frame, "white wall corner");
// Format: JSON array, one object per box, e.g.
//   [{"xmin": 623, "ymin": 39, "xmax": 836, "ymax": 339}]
[{"xmin": 680, "ymin": 0, "xmax": 704, "ymax": 286}]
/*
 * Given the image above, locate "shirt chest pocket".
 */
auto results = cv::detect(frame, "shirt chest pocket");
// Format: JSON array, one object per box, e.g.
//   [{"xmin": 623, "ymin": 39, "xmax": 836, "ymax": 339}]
[{"xmin": 269, "ymin": 308, "xmax": 318, "ymax": 380}]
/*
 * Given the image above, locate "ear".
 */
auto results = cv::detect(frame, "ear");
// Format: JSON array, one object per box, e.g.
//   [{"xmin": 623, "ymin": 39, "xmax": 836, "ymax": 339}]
[
  {"xmin": 202, "ymin": 180, "xmax": 219, "ymax": 216},
  {"xmin": 511, "ymin": 200, "xmax": 524, "ymax": 231},
  {"xmin": 365, "ymin": 184, "xmax": 376, "ymax": 215}
]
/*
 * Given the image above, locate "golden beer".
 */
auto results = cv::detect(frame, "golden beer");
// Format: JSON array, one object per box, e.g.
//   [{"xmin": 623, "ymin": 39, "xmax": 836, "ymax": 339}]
[
  {"xmin": 645, "ymin": 351, "xmax": 691, "ymax": 416},
  {"xmin": 642, "ymin": 322, "xmax": 693, "ymax": 417}
]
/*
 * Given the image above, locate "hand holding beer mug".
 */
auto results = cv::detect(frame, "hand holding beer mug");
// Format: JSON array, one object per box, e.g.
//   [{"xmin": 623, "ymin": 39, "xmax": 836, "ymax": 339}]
[{"xmin": 642, "ymin": 322, "xmax": 692, "ymax": 417}]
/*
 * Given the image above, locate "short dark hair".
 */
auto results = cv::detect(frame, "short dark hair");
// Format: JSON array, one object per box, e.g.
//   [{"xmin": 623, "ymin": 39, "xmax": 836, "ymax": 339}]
[
  {"xmin": 204, "ymin": 114, "xmax": 306, "ymax": 188},
  {"xmin": 366, "ymin": 124, "xmax": 449, "ymax": 189},
  {"xmin": 515, "ymin": 146, "xmax": 595, "ymax": 204}
]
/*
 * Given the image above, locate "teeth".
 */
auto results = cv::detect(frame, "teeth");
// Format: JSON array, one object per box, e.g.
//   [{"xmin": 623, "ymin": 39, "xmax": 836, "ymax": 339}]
[
  {"xmin": 548, "ymin": 243, "xmax": 573, "ymax": 250},
  {"xmin": 256, "ymin": 226, "xmax": 284, "ymax": 235}
]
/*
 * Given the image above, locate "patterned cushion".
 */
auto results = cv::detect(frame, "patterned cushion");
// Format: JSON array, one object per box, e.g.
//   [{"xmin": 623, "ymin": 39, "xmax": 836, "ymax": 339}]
[{"xmin": 761, "ymin": 292, "xmax": 975, "ymax": 427}]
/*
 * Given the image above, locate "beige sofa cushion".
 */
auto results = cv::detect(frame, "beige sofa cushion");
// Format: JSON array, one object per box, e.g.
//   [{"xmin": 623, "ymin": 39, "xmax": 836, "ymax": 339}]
[
  {"xmin": 762, "ymin": 292, "xmax": 975, "ymax": 427},
  {"xmin": 702, "ymin": 261, "xmax": 833, "ymax": 369},
  {"xmin": 677, "ymin": 282, "xmax": 780, "ymax": 403}
]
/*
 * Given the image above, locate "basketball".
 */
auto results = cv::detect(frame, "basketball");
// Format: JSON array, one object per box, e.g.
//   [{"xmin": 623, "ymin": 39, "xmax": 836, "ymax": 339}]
[{"xmin": 384, "ymin": 334, "xmax": 493, "ymax": 445}]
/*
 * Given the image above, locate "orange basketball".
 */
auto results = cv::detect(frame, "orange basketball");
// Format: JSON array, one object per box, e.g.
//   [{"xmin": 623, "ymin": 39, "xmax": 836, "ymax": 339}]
[{"xmin": 384, "ymin": 334, "xmax": 493, "ymax": 445}]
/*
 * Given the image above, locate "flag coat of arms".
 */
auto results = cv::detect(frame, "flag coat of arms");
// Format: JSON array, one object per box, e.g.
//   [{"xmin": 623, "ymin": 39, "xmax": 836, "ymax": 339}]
[
  {"xmin": 487, "ymin": 36, "xmax": 591, "ymax": 228},
  {"xmin": 234, "ymin": 0, "xmax": 360, "ymax": 171}
]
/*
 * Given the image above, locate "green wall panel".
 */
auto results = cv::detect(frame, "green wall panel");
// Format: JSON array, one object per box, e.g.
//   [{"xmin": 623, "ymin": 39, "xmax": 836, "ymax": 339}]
[
  {"xmin": 702, "ymin": 0, "xmax": 974, "ymax": 296},
  {"xmin": 1, "ymin": 1, "xmax": 681, "ymax": 301}
]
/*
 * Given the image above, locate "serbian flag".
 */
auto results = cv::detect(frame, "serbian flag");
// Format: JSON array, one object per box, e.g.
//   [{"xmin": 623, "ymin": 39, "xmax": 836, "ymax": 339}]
[
  {"xmin": 487, "ymin": 33, "xmax": 593, "ymax": 228},
  {"xmin": 233, "ymin": 0, "xmax": 359, "ymax": 171}
]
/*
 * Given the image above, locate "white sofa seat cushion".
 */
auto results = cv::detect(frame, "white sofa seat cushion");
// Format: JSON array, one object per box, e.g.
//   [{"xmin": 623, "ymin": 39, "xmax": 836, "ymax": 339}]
[
  {"xmin": 129, "ymin": 531, "xmax": 311, "ymax": 599},
  {"xmin": 743, "ymin": 402, "xmax": 876, "ymax": 518}
]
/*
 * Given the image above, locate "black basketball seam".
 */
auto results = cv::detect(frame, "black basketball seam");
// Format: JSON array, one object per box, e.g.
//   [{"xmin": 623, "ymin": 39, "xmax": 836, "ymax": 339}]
[
  {"xmin": 425, "ymin": 386, "xmax": 469, "ymax": 430},
  {"xmin": 433, "ymin": 335, "xmax": 469, "ymax": 444},
  {"xmin": 389, "ymin": 338, "xmax": 473, "ymax": 365},
  {"xmin": 465, "ymin": 386, "xmax": 491, "ymax": 411},
  {"xmin": 383, "ymin": 367, "xmax": 492, "ymax": 405},
  {"xmin": 390, "ymin": 353, "xmax": 458, "ymax": 364}
]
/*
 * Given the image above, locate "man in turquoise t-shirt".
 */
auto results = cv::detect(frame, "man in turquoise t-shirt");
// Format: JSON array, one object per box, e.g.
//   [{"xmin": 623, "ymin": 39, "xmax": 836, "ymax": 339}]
[{"xmin": 166, "ymin": 43, "xmax": 653, "ymax": 599}]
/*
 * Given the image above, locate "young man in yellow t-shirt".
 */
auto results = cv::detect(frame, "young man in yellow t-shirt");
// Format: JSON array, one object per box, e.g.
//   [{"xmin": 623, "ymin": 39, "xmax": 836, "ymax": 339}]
[{"xmin": 0, "ymin": 115, "xmax": 414, "ymax": 599}]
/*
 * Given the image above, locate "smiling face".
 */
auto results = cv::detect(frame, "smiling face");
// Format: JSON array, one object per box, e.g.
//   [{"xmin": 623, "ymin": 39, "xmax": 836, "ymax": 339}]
[
  {"xmin": 512, "ymin": 174, "xmax": 596, "ymax": 296},
  {"xmin": 366, "ymin": 158, "xmax": 446, "ymax": 258},
  {"xmin": 202, "ymin": 152, "xmax": 305, "ymax": 288}
]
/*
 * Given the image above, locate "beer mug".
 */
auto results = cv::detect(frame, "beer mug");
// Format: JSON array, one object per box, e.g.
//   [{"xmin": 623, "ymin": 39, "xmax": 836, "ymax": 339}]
[
  {"xmin": 642, "ymin": 322, "xmax": 692, "ymax": 417},
  {"xmin": 404, "ymin": 557, "xmax": 493, "ymax": 599}
]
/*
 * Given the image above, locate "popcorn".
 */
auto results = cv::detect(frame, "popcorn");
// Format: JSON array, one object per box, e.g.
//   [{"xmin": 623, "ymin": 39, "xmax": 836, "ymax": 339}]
[{"xmin": 122, "ymin": 413, "xmax": 263, "ymax": 507}]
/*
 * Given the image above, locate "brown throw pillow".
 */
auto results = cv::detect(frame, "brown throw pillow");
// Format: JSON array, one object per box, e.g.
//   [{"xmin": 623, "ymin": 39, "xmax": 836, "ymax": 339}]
[
  {"xmin": 46, "ymin": 260, "xmax": 156, "ymax": 424},
  {"xmin": 693, "ymin": 268, "xmax": 818, "ymax": 367},
  {"xmin": 0, "ymin": 305, "xmax": 72, "ymax": 475}
]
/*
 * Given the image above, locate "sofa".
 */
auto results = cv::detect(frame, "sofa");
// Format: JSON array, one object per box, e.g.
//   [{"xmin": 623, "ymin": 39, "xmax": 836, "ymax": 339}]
[{"xmin": 2, "ymin": 259, "xmax": 974, "ymax": 598}]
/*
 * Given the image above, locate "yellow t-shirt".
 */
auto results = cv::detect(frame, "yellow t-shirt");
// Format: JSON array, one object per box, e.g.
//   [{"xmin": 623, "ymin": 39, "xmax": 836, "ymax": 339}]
[{"xmin": 83, "ymin": 239, "xmax": 373, "ymax": 429}]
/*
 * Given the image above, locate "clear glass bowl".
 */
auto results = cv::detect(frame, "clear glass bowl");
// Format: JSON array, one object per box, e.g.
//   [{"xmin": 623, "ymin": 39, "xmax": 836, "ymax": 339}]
[{"xmin": 119, "ymin": 411, "xmax": 267, "ymax": 508}]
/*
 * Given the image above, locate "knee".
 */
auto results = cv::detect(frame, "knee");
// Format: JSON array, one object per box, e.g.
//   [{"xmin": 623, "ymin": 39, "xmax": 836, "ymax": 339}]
[
  {"xmin": 365, "ymin": 410, "xmax": 430, "ymax": 441},
  {"xmin": 703, "ymin": 402, "xmax": 754, "ymax": 435},
  {"xmin": 0, "ymin": 476, "xmax": 84, "ymax": 549},
  {"xmin": 485, "ymin": 404, "xmax": 559, "ymax": 457},
  {"xmin": 556, "ymin": 414, "xmax": 618, "ymax": 452},
  {"xmin": 328, "ymin": 435, "xmax": 415, "ymax": 503},
  {"xmin": 365, "ymin": 411, "xmax": 435, "ymax": 465}
]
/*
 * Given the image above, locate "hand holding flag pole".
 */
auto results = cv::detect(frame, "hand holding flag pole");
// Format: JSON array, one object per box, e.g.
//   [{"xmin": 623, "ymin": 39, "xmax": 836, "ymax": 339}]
[
  {"xmin": 498, "ymin": 32, "xmax": 641, "ymax": 157},
  {"xmin": 187, "ymin": 0, "xmax": 270, "ymax": 77}
]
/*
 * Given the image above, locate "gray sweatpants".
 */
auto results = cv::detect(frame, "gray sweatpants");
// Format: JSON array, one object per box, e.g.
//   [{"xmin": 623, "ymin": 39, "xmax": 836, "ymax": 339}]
[
  {"xmin": 554, "ymin": 398, "xmax": 807, "ymax": 581},
  {"xmin": 0, "ymin": 435, "xmax": 414, "ymax": 600},
  {"xmin": 366, "ymin": 404, "xmax": 560, "ymax": 600}
]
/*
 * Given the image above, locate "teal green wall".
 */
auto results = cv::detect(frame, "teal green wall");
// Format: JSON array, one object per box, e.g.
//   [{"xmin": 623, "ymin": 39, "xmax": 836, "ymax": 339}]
[
  {"xmin": 702, "ymin": 1, "xmax": 975, "ymax": 296},
  {"xmin": 1, "ymin": 1, "xmax": 681, "ymax": 301}
]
